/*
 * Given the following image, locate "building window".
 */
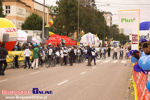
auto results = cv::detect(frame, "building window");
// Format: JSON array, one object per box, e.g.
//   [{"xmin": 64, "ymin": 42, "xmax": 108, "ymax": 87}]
[{"xmin": 5, "ymin": 5, "xmax": 10, "ymax": 14}]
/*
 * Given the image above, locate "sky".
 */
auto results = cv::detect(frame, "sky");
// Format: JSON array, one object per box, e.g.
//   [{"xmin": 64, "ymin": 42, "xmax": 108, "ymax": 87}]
[
  {"xmin": 35, "ymin": 0, "xmax": 150, "ymax": 24},
  {"xmin": 35, "ymin": 0, "xmax": 150, "ymax": 34}
]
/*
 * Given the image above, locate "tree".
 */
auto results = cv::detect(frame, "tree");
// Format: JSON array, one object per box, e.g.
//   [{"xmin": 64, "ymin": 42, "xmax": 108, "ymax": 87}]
[
  {"xmin": 0, "ymin": 0, "xmax": 5, "ymax": 17},
  {"xmin": 110, "ymin": 24, "xmax": 129, "ymax": 45},
  {"xmin": 22, "ymin": 13, "xmax": 43, "ymax": 30},
  {"xmin": 54, "ymin": 0, "xmax": 78, "ymax": 35},
  {"xmin": 49, "ymin": 5, "xmax": 58, "ymax": 18}
]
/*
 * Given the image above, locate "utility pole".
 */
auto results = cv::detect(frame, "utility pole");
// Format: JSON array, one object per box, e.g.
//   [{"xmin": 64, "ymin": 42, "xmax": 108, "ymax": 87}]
[
  {"xmin": 42, "ymin": 0, "xmax": 45, "ymax": 40},
  {"xmin": 77, "ymin": 0, "xmax": 79, "ymax": 42}
]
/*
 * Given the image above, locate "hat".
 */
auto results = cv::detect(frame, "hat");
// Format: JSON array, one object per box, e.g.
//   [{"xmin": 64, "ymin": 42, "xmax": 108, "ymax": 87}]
[
  {"xmin": 139, "ymin": 38, "xmax": 147, "ymax": 43},
  {"xmin": 128, "ymin": 50, "xmax": 139, "ymax": 56}
]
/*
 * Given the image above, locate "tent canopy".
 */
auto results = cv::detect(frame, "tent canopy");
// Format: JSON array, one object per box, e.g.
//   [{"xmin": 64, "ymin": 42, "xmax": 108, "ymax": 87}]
[{"xmin": 46, "ymin": 34, "xmax": 77, "ymax": 46}]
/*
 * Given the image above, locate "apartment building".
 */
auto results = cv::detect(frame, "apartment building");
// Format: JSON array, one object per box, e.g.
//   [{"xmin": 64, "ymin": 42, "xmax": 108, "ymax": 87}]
[{"xmin": 2, "ymin": 0, "xmax": 51, "ymax": 29}]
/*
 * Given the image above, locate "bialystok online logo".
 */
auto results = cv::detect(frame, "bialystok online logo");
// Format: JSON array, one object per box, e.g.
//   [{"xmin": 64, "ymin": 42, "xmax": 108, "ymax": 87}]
[
  {"xmin": 32, "ymin": 88, "xmax": 53, "ymax": 94},
  {"xmin": 2, "ymin": 88, "xmax": 53, "ymax": 95}
]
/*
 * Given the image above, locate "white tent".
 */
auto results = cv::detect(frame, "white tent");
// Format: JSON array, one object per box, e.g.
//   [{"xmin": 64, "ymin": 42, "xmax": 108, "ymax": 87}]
[
  {"xmin": 80, "ymin": 32, "xmax": 100, "ymax": 47},
  {"xmin": 17, "ymin": 30, "xmax": 28, "ymax": 42},
  {"xmin": 17, "ymin": 30, "xmax": 40, "ymax": 44}
]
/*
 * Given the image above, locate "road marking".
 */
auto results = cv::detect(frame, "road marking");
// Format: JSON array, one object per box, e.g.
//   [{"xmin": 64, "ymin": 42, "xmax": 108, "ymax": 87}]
[
  {"xmin": 112, "ymin": 60, "xmax": 118, "ymax": 63},
  {"xmin": 0, "ymin": 79, "xmax": 8, "ymax": 83},
  {"xmin": 121, "ymin": 60, "xmax": 127, "ymax": 64},
  {"xmin": 57, "ymin": 80, "xmax": 69, "ymax": 86},
  {"xmin": 30, "ymin": 71, "xmax": 40, "ymax": 75},
  {"xmin": 103, "ymin": 59, "xmax": 111, "ymax": 63},
  {"xmin": 80, "ymin": 71, "xmax": 87, "ymax": 75}
]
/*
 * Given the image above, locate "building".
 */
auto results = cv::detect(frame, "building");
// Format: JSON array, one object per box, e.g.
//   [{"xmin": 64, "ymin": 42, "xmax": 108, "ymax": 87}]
[
  {"xmin": 103, "ymin": 12, "xmax": 112, "ymax": 27},
  {"xmin": 2, "ymin": 0, "xmax": 51, "ymax": 29}
]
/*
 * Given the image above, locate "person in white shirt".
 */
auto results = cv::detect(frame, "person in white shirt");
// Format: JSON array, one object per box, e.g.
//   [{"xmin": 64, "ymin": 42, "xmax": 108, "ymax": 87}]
[
  {"xmin": 24, "ymin": 46, "xmax": 31, "ymax": 69},
  {"xmin": 47, "ymin": 47, "xmax": 53, "ymax": 67},
  {"xmin": 63, "ymin": 47, "xmax": 68, "ymax": 65},
  {"xmin": 74, "ymin": 48, "xmax": 77, "ymax": 63},
  {"xmin": 55, "ymin": 49, "xmax": 60, "ymax": 64},
  {"xmin": 113, "ymin": 47, "xmax": 118, "ymax": 59}
]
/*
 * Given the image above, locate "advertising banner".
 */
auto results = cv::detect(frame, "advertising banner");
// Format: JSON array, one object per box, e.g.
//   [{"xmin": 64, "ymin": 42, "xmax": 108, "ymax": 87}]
[
  {"xmin": 118, "ymin": 9, "xmax": 140, "ymax": 50},
  {"xmin": 6, "ymin": 51, "xmax": 33, "ymax": 63}
]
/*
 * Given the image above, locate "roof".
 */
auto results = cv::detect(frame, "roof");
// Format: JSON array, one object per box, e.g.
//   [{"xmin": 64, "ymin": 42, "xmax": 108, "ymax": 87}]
[{"xmin": 3, "ymin": 0, "xmax": 31, "ymax": 8}]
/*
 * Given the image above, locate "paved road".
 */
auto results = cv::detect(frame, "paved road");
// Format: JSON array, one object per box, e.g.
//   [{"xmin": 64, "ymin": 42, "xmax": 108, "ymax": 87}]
[{"xmin": 0, "ymin": 58, "xmax": 132, "ymax": 100}]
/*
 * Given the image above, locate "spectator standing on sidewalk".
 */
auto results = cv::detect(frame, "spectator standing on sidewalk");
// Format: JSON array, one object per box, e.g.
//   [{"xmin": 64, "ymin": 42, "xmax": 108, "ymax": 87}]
[
  {"xmin": 32, "ymin": 45, "xmax": 39, "ymax": 70},
  {"xmin": 24, "ymin": 46, "xmax": 31, "ymax": 69},
  {"xmin": 63, "ymin": 47, "xmax": 68, "ymax": 65},
  {"xmin": 0, "ymin": 43, "xmax": 8, "ymax": 76}
]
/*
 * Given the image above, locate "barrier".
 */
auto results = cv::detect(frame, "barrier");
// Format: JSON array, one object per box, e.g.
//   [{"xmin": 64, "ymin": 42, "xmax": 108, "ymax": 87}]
[
  {"xmin": 132, "ymin": 66, "xmax": 150, "ymax": 100},
  {"xmin": 6, "ymin": 51, "xmax": 33, "ymax": 63}
]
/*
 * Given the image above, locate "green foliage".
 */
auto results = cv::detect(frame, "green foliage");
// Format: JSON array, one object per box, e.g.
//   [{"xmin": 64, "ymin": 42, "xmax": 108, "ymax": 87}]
[
  {"xmin": 49, "ymin": 5, "xmax": 58, "ymax": 17},
  {"xmin": 0, "ymin": 0, "xmax": 5, "ymax": 17},
  {"xmin": 49, "ymin": 0, "xmax": 128, "ymax": 43},
  {"xmin": 22, "ymin": 13, "xmax": 43, "ymax": 30},
  {"xmin": 53, "ymin": 0, "xmax": 78, "ymax": 35},
  {"xmin": 110, "ymin": 24, "xmax": 129, "ymax": 45}
]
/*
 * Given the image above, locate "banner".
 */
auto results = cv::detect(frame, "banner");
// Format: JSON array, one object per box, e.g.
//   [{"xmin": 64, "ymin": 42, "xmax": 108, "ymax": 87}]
[
  {"xmin": 118, "ymin": 9, "xmax": 140, "ymax": 50},
  {"xmin": 6, "ymin": 51, "xmax": 33, "ymax": 63}
]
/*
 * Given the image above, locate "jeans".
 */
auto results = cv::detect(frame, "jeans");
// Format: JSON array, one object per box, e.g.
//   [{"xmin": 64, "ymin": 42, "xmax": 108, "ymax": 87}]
[
  {"xmin": 91, "ymin": 56, "xmax": 96, "ymax": 65},
  {"xmin": 25, "ymin": 57, "xmax": 30, "ymax": 68},
  {"xmin": 0, "ymin": 60, "xmax": 7, "ymax": 74}
]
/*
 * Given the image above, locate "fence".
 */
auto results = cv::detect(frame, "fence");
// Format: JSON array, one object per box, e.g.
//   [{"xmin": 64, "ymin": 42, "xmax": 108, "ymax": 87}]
[{"xmin": 132, "ymin": 68, "xmax": 150, "ymax": 100}]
